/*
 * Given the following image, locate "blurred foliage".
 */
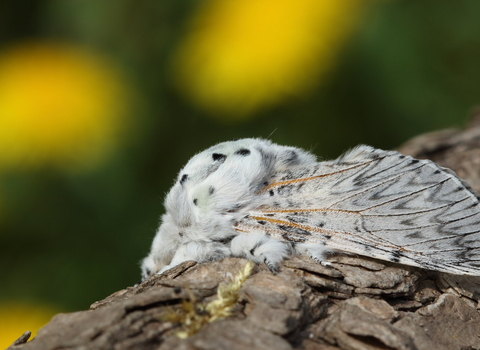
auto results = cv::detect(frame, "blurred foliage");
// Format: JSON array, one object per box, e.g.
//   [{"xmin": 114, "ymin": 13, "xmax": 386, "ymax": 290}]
[
  {"xmin": 0, "ymin": 0, "xmax": 480, "ymax": 341},
  {"xmin": 0, "ymin": 42, "xmax": 132, "ymax": 171},
  {"xmin": 172, "ymin": 0, "xmax": 366, "ymax": 117}
]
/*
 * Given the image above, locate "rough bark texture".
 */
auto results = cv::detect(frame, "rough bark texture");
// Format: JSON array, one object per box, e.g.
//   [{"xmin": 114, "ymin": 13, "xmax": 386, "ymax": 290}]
[{"xmin": 9, "ymin": 117, "xmax": 480, "ymax": 350}]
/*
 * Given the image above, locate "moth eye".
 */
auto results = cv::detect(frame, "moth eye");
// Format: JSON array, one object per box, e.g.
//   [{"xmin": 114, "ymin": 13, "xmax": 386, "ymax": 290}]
[
  {"xmin": 179, "ymin": 232, "xmax": 184, "ymax": 237},
  {"xmin": 209, "ymin": 186, "xmax": 215, "ymax": 195},
  {"xmin": 212, "ymin": 153, "xmax": 227, "ymax": 162},
  {"xmin": 180, "ymin": 174, "xmax": 188, "ymax": 184},
  {"xmin": 193, "ymin": 198, "xmax": 198, "ymax": 205},
  {"xmin": 234, "ymin": 148, "xmax": 251, "ymax": 156}
]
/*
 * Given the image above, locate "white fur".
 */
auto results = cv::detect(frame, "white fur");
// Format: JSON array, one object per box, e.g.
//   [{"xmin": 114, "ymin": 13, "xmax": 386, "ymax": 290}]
[
  {"xmin": 141, "ymin": 138, "xmax": 480, "ymax": 279},
  {"xmin": 230, "ymin": 234, "xmax": 290, "ymax": 272},
  {"xmin": 141, "ymin": 138, "xmax": 317, "ymax": 278}
]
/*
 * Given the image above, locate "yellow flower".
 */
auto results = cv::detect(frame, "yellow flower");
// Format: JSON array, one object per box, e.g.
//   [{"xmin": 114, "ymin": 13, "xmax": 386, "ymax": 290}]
[
  {"xmin": 172, "ymin": 0, "xmax": 367, "ymax": 118},
  {"xmin": 0, "ymin": 301, "xmax": 58, "ymax": 348},
  {"xmin": 0, "ymin": 42, "xmax": 132, "ymax": 172}
]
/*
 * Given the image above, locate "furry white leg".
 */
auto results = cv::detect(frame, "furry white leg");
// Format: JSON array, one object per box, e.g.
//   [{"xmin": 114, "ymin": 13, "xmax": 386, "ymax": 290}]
[
  {"xmin": 157, "ymin": 240, "xmax": 231, "ymax": 274},
  {"xmin": 231, "ymin": 234, "xmax": 290, "ymax": 273},
  {"xmin": 294, "ymin": 242, "xmax": 335, "ymax": 267}
]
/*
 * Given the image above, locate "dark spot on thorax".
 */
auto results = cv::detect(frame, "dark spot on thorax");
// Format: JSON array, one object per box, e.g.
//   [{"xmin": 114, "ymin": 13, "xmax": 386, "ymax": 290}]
[
  {"xmin": 257, "ymin": 147, "xmax": 275, "ymax": 169},
  {"xmin": 212, "ymin": 153, "xmax": 227, "ymax": 162},
  {"xmin": 235, "ymin": 148, "xmax": 251, "ymax": 156},
  {"xmin": 180, "ymin": 174, "xmax": 188, "ymax": 184},
  {"xmin": 285, "ymin": 150, "xmax": 298, "ymax": 164}
]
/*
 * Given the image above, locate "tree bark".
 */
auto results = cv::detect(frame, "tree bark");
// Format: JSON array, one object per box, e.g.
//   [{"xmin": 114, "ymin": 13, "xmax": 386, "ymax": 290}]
[{"xmin": 9, "ymin": 116, "xmax": 480, "ymax": 350}]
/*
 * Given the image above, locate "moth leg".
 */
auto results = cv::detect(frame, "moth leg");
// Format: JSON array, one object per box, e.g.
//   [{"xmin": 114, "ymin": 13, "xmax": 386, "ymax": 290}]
[
  {"xmin": 230, "ymin": 234, "xmax": 290, "ymax": 273},
  {"xmin": 157, "ymin": 241, "xmax": 230, "ymax": 274},
  {"xmin": 294, "ymin": 242, "xmax": 335, "ymax": 267}
]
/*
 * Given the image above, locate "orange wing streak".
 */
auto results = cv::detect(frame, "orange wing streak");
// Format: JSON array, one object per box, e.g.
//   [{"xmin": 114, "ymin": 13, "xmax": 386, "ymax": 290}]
[
  {"xmin": 260, "ymin": 161, "xmax": 373, "ymax": 193},
  {"xmin": 247, "ymin": 216, "xmax": 408, "ymax": 252},
  {"xmin": 250, "ymin": 216, "xmax": 336, "ymax": 235},
  {"xmin": 257, "ymin": 208, "xmax": 360, "ymax": 214}
]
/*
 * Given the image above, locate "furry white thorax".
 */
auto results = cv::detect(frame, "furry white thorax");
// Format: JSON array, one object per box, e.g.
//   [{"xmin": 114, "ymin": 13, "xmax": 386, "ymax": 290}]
[
  {"xmin": 141, "ymin": 138, "xmax": 480, "ymax": 280},
  {"xmin": 141, "ymin": 138, "xmax": 317, "ymax": 279}
]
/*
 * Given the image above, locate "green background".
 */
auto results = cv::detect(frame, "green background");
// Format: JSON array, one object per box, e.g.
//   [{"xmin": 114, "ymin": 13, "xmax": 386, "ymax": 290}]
[{"xmin": 1, "ymin": 0, "xmax": 480, "ymax": 312}]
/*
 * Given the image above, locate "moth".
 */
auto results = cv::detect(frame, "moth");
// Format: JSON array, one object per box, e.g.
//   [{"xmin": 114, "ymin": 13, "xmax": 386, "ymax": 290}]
[{"xmin": 141, "ymin": 138, "xmax": 480, "ymax": 280}]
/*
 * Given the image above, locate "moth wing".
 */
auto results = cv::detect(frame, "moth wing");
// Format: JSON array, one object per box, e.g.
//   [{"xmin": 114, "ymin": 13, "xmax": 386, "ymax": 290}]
[{"xmin": 237, "ymin": 145, "xmax": 480, "ymax": 275}]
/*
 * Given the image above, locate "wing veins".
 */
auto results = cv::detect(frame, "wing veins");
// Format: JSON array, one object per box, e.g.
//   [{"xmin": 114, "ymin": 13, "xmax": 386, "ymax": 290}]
[
  {"xmin": 403, "ymin": 227, "xmax": 480, "ymax": 247},
  {"xmin": 255, "ymin": 196, "xmax": 472, "ymax": 217},
  {"xmin": 328, "ymin": 165, "xmax": 429, "ymax": 209},
  {"xmin": 249, "ymin": 216, "xmax": 406, "ymax": 251},
  {"xmin": 368, "ymin": 210, "xmax": 480, "ymax": 235},
  {"xmin": 349, "ymin": 156, "xmax": 416, "ymax": 182},
  {"xmin": 361, "ymin": 197, "xmax": 471, "ymax": 217},
  {"xmin": 260, "ymin": 160, "xmax": 375, "ymax": 192},
  {"xmin": 255, "ymin": 208, "xmax": 360, "ymax": 214},
  {"xmin": 355, "ymin": 177, "xmax": 451, "ymax": 213}
]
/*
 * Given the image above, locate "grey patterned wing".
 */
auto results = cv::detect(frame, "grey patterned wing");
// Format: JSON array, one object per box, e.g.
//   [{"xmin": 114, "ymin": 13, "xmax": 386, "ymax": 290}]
[{"xmin": 237, "ymin": 145, "xmax": 480, "ymax": 275}]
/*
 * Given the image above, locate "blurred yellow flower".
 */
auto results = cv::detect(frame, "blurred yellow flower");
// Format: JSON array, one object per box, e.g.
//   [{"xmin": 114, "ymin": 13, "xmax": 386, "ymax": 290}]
[
  {"xmin": 0, "ymin": 42, "xmax": 132, "ymax": 172},
  {"xmin": 173, "ymin": 0, "xmax": 367, "ymax": 118},
  {"xmin": 0, "ymin": 301, "xmax": 58, "ymax": 348}
]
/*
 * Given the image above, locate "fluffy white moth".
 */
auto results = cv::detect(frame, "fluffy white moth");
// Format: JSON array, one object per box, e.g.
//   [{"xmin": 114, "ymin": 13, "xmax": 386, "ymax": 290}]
[{"xmin": 141, "ymin": 138, "xmax": 480, "ymax": 280}]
